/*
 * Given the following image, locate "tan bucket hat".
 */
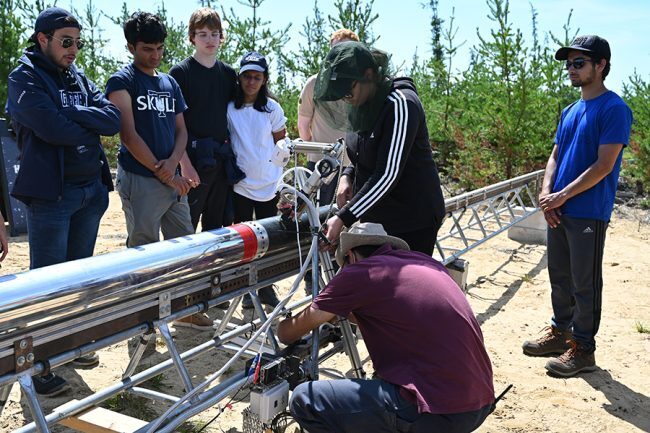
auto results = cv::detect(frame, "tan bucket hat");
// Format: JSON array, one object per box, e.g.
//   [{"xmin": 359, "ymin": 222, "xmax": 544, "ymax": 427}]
[{"xmin": 335, "ymin": 222, "xmax": 410, "ymax": 266}]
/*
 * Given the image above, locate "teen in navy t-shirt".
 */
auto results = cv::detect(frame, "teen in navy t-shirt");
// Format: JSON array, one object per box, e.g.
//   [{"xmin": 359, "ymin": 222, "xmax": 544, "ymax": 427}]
[
  {"xmin": 105, "ymin": 11, "xmax": 196, "ymax": 250},
  {"xmin": 106, "ymin": 63, "xmax": 187, "ymax": 177}
]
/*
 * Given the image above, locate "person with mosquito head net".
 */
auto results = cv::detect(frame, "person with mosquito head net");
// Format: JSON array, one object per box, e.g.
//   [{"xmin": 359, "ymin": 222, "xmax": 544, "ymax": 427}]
[{"xmin": 315, "ymin": 41, "xmax": 446, "ymax": 256}]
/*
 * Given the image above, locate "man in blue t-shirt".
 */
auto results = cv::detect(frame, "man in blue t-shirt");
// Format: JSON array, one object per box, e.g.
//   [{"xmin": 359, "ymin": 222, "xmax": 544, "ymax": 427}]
[
  {"xmin": 106, "ymin": 12, "xmax": 212, "ymax": 330},
  {"xmin": 522, "ymin": 35, "xmax": 633, "ymax": 377},
  {"xmin": 278, "ymin": 222, "xmax": 495, "ymax": 433}
]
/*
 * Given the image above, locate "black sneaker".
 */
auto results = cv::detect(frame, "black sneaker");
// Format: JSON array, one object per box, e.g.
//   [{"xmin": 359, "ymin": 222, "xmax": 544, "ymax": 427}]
[
  {"xmin": 242, "ymin": 286, "xmax": 281, "ymax": 310},
  {"xmin": 72, "ymin": 351, "xmax": 99, "ymax": 367},
  {"xmin": 33, "ymin": 373, "xmax": 69, "ymax": 397},
  {"xmin": 258, "ymin": 286, "xmax": 280, "ymax": 308}
]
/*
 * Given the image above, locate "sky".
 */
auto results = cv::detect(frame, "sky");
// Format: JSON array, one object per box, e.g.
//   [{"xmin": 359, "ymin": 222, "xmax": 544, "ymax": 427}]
[{"xmin": 60, "ymin": 0, "xmax": 650, "ymax": 94}]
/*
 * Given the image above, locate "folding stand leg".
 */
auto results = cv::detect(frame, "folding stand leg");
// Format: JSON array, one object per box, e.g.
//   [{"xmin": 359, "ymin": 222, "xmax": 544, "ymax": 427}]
[
  {"xmin": 249, "ymin": 293, "xmax": 281, "ymax": 353},
  {"xmin": 17, "ymin": 374, "xmax": 50, "ymax": 433},
  {"xmin": 122, "ymin": 332, "xmax": 154, "ymax": 379},
  {"xmin": 158, "ymin": 323, "xmax": 195, "ymax": 396},
  {"xmin": 0, "ymin": 384, "xmax": 11, "ymax": 415},
  {"xmin": 214, "ymin": 296, "xmax": 242, "ymax": 337}
]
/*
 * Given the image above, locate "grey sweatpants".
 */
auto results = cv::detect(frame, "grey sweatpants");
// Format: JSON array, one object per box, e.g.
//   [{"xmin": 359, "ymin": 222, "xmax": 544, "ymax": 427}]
[
  {"xmin": 116, "ymin": 165, "xmax": 194, "ymax": 248},
  {"xmin": 548, "ymin": 215, "xmax": 608, "ymax": 351}
]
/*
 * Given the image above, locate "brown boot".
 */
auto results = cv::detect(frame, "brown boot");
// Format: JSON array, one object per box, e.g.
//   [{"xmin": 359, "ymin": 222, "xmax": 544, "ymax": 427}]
[
  {"xmin": 522, "ymin": 326, "xmax": 572, "ymax": 356},
  {"xmin": 545, "ymin": 341, "xmax": 596, "ymax": 377}
]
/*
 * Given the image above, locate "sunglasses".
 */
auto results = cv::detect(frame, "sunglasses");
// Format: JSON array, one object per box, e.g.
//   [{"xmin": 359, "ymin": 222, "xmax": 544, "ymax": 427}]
[
  {"xmin": 50, "ymin": 36, "xmax": 85, "ymax": 50},
  {"xmin": 564, "ymin": 58, "xmax": 593, "ymax": 70}
]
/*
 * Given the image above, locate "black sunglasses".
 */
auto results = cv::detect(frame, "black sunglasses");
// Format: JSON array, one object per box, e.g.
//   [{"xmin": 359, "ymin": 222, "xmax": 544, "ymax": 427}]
[
  {"xmin": 564, "ymin": 58, "xmax": 593, "ymax": 70},
  {"xmin": 50, "ymin": 36, "xmax": 85, "ymax": 50}
]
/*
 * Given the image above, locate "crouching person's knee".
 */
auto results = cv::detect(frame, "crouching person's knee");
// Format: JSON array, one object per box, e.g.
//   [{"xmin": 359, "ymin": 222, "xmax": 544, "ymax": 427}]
[{"xmin": 289, "ymin": 382, "xmax": 313, "ymax": 422}]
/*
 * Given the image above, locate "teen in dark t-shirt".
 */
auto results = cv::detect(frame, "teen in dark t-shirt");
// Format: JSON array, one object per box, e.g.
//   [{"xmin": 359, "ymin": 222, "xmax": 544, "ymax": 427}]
[{"xmin": 169, "ymin": 8, "xmax": 238, "ymax": 231}]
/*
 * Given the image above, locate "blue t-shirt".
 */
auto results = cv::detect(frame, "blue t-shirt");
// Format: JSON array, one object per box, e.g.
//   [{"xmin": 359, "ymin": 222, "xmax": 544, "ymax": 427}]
[
  {"xmin": 106, "ymin": 64, "xmax": 187, "ymax": 177},
  {"xmin": 554, "ymin": 91, "xmax": 633, "ymax": 221}
]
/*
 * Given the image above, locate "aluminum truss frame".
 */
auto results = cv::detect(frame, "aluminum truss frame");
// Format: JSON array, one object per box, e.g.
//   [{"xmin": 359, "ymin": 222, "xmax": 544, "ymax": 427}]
[{"xmin": 0, "ymin": 170, "xmax": 544, "ymax": 432}]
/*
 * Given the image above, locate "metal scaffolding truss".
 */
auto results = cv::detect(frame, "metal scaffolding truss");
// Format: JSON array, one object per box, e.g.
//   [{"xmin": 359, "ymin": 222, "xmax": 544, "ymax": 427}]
[
  {"xmin": 435, "ymin": 170, "xmax": 544, "ymax": 265},
  {"xmin": 0, "ymin": 169, "xmax": 544, "ymax": 433}
]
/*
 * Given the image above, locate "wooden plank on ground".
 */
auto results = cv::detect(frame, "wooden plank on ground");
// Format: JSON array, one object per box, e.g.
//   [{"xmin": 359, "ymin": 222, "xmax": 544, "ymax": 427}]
[{"xmin": 59, "ymin": 403, "xmax": 148, "ymax": 433}]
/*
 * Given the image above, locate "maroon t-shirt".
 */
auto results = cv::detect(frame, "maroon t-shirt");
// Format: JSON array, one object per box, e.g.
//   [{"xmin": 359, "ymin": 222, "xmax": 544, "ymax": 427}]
[{"xmin": 312, "ymin": 244, "xmax": 494, "ymax": 414}]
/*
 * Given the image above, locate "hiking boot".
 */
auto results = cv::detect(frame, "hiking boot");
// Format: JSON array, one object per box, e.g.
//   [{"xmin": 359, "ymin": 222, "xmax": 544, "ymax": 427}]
[
  {"xmin": 72, "ymin": 351, "xmax": 99, "ymax": 368},
  {"xmin": 242, "ymin": 286, "xmax": 281, "ymax": 310},
  {"xmin": 522, "ymin": 326, "xmax": 572, "ymax": 356},
  {"xmin": 545, "ymin": 341, "xmax": 596, "ymax": 377},
  {"xmin": 173, "ymin": 312, "xmax": 214, "ymax": 331},
  {"xmin": 33, "ymin": 373, "xmax": 69, "ymax": 397}
]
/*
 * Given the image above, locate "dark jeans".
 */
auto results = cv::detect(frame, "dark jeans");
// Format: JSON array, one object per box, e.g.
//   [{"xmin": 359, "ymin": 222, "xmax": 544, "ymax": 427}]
[
  {"xmin": 232, "ymin": 192, "xmax": 278, "ymax": 224},
  {"xmin": 290, "ymin": 379, "xmax": 491, "ymax": 433},
  {"xmin": 187, "ymin": 164, "xmax": 232, "ymax": 231},
  {"xmin": 26, "ymin": 178, "xmax": 108, "ymax": 269},
  {"xmin": 548, "ymin": 215, "xmax": 608, "ymax": 351}
]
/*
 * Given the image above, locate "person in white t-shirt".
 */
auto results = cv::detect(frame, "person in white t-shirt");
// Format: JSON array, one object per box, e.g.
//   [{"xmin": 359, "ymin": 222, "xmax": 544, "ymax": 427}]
[{"xmin": 228, "ymin": 51, "xmax": 287, "ymax": 309}]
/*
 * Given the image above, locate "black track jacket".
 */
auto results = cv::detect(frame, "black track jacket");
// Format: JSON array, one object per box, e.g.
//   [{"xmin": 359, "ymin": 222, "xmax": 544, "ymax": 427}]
[{"xmin": 337, "ymin": 77, "xmax": 445, "ymax": 235}]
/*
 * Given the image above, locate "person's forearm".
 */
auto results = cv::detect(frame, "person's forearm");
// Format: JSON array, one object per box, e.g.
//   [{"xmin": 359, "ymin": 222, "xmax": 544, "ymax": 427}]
[
  {"xmin": 556, "ymin": 159, "xmax": 616, "ymax": 202},
  {"xmin": 541, "ymin": 149, "xmax": 558, "ymax": 196},
  {"xmin": 120, "ymin": 129, "xmax": 159, "ymax": 172},
  {"xmin": 169, "ymin": 127, "xmax": 188, "ymax": 164}
]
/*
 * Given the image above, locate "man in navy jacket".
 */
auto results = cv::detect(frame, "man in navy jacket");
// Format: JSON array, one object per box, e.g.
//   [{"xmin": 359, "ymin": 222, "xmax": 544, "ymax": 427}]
[{"xmin": 6, "ymin": 7, "xmax": 120, "ymax": 395}]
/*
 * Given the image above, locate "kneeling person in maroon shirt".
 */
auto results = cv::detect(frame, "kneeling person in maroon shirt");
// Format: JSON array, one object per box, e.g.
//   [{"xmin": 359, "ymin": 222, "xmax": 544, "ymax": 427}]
[{"xmin": 277, "ymin": 222, "xmax": 495, "ymax": 433}]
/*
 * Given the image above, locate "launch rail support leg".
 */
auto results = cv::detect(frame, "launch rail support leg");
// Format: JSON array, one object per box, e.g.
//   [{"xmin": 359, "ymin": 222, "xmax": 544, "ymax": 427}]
[{"xmin": 18, "ymin": 373, "xmax": 49, "ymax": 433}]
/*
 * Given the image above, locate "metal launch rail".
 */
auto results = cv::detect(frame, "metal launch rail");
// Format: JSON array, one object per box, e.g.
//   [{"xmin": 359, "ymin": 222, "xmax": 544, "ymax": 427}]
[{"xmin": 0, "ymin": 169, "xmax": 543, "ymax": 432}]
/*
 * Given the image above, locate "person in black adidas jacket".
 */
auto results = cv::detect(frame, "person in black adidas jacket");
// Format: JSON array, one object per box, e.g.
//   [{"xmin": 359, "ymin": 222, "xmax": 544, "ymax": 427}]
[{"xmin": 314, "ymin": 41, "xmax": 445, "ymax": 255}]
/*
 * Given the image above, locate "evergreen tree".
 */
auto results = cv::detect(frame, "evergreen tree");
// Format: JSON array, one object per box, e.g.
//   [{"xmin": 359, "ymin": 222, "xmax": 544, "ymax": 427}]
[
  {"xmin": 328, "ymin": 0, "xmax": 379, "ymax": 45},
  {"xmin": 71, "ymin": 0, "xmax": 120, "ymax": 87},
  {"xmin": 0, "ymin": 0, "xmax": 29, "ymax": 109}
]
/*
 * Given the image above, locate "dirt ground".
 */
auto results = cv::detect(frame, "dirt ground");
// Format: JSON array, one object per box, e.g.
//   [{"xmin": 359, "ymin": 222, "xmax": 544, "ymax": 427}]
[{"xmin": 0, "ymin": 192, "xmax": 649, "ymax": 433}]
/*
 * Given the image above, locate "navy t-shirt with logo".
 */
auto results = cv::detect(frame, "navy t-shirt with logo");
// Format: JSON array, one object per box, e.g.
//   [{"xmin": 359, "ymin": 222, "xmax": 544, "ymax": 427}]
[{"xmin": 106, "ymin": 64, "xmax": 187, "ymax": 177}]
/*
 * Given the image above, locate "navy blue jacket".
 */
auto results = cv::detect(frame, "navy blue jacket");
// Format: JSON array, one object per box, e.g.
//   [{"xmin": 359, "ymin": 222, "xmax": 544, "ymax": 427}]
[{"xmin": 6, "ymin": 47, "xmax": 120, "ymax": 204}]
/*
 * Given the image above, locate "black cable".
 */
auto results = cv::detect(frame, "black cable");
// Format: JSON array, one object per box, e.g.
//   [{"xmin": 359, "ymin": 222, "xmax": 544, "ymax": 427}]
[
  {"xmin": 271, "ymin": 411, "xmax": 304, "ymax": 433},
  {"xmin": 195, "ymin": 385, "xmax": 252, "ymax": 433}
]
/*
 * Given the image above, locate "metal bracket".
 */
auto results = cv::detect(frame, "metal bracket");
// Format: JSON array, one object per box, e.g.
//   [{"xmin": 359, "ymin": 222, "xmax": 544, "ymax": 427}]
[
  {"xmin": 14, "ymin": 337, "xmax": 34, "ymax": 373},
  {"xmin": 248, "ymin": 263, "xmax": 258, "ymax": 286},
  {"xmin": 210, "ymin": 274, "xmax": 222, "ymax": 298},
  {"xmin": 159, "ymin": 292, "xmax": 171, "ymax": 318}
]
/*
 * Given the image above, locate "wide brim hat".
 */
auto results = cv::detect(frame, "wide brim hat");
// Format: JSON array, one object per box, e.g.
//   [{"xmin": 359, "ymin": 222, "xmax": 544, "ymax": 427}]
[{"xmin": 335, "ymin": 222, "xmax": 410, "ymax": 266}]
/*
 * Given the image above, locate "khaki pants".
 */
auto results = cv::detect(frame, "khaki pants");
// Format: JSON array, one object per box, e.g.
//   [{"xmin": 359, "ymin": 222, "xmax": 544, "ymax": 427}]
[{"xmin": 116, "ymin": 164, "xmax": 194, "ymax": 247}]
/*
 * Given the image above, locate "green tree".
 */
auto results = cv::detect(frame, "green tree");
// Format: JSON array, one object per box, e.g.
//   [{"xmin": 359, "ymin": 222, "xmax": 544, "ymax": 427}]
[
  {"xmin": 328, "ymin": 0, "xmax": 379, "ymax": 45},
  {"xmin": 219, "ymin": 0, "xmax": 291, "ymax": 67},
  {"xmin": 623, "ymin": 73, "xmax": 650, "ymax": 188},
  {"xmin": 0, "ymin": 0, "xmax": 29, "ymax": 109},
  {"xmin": 449, "ymin": 0, "xmax": 557, "ymax": 186},
  {"xmin": 71, "ymin": 0, "xmax": 120, "ymax": 86},
  {"xmin": 282, "ymin": 0, "xmax": 330, "ymax": 79}
]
